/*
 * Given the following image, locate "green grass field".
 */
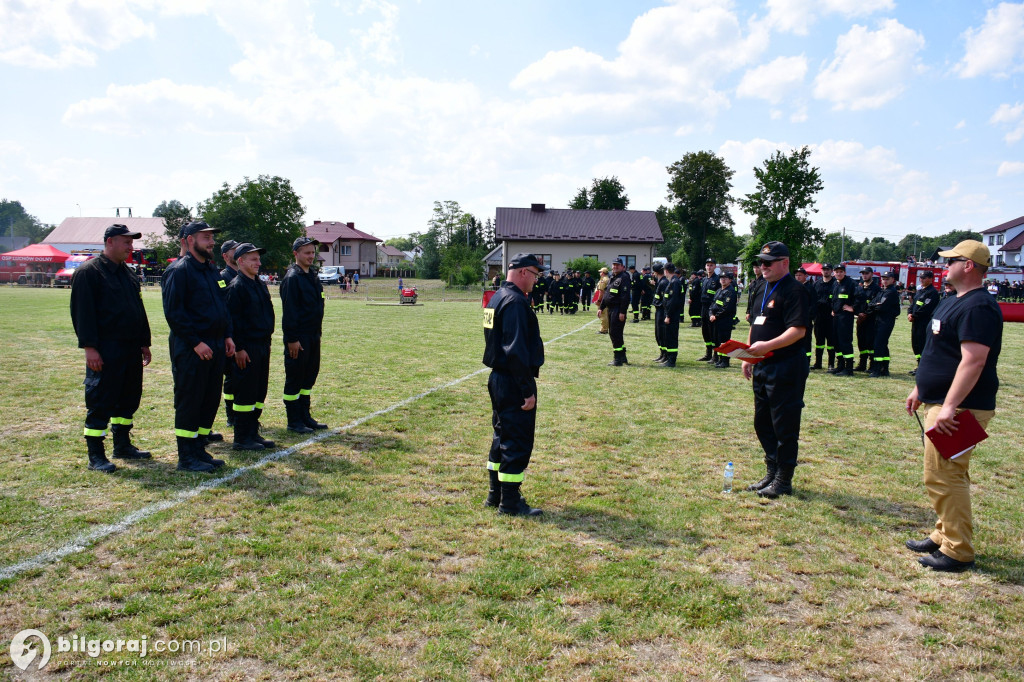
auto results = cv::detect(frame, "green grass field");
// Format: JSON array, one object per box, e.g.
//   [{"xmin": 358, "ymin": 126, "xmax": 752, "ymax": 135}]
[{"xmin": 1, "ymin": 285, "xmax": 1023, "ymax": 680}]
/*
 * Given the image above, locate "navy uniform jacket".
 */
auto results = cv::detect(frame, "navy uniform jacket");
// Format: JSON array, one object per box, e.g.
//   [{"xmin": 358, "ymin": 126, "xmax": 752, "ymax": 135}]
[
  {"xmin": 280, "ymin": 264, "xmax": 324, "ymax": 343},
  {"xmin": 663, "ymin": 275, "xmax": 684, "ymax": 318},
  {"xmin": 746, "ymin": 276, "xmax": 765, "ymax": 319},
  {"xmin": 483, "ymin": 281, "xmax": 544, "ymax": 397},
  {"xmin": 867, "ymin": 284, "xmax": 901, "ymax": 321},
  {"xmin": 653, "ymin": 276, "xmax": 670, "ymax": 309},
  {"xmin": 700, "ymin": 272, "xmax": 721, "ymax": 305},
  {"xmin": 220, "ymin": 265, "xmax": 238, "ymax": 286},
  {"xmin": 854, "ymin": 278, "xmax": 880, "ymax": 315},
  {"xmin": 710, "ymin": 283, "xmax": 737, "ymax": 320},
  {"xmin": 601, "ymin": 270, "xmax": 633, "ymax": 317},
  {"xmin": 910, "ymin": 285, "xmax": 940, "ymax": 324},
  {"xmin": 226, "ymin": 273, "xmax": 275, "ymax": 350},
  {"xmin": 532, "ymin": 276, "xmax": 547, "ymax": 299},
  {"xmin": 831, "ymin": 277, "xmax": 857, "ymax": 315},
  {"xmin": 162, "ymin": 253, "xmax": 232, "ymax": 348},
  {"xmin": 630, "ymin": 271, "xmax": 643, "ymax": 295},
  {"xmin": 814, "ymin": 277, "xmax": 836, "ymax": 313},
  {"xmin": 70, "ymin": 254, "xmax": 151, "ymax": 349}
]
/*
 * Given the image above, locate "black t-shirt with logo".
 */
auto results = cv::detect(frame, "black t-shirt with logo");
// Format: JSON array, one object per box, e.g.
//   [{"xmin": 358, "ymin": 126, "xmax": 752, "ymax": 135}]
[
  {"xmin": 916, "ymin": 288, "xmax": 1002, "ymax": 410},
  {"xmin": 749, "ymin": 274, "xmax": 811, "ymax": 362}
]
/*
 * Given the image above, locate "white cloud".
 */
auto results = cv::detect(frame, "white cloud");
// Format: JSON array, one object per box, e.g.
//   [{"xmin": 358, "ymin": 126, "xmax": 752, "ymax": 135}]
[
  {"xmin": 955, "ymin": 120, "xmax": 966, "ymax": 130},
  {"xmin": 955, "ymin": 2, "xmax": 1024, "ymax": 78},
  {"xmin": 813, "ymin": 20, "xmax": 925, "ymax": 110},
  {"xmin": 764, "ymin": 0, "xmax": 895, "ymax": 35},
  {"xmin": 990, "ymin": 102, "xmax": 1024, "ymax": 143},
  {"xmin": 997, "ymin": 161, "xmax": 1024, "ymax": 176},
  {"xmin": 354, "ymin": 0, "xmax": 401, "ymax": 65},
  {"xmin": 736, "ymin": 55, "xmax": 807, "ymax": 103}
]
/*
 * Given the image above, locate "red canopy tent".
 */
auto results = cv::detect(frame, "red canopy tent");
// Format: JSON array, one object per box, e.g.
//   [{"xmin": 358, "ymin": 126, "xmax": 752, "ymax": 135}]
[
  {"xmin": 0, "ymin": 243, "xmax": 71, "ymax": 263},
  {"xmin": 800, "ymin": 262, "xmax": 823, "ymax": 276}
]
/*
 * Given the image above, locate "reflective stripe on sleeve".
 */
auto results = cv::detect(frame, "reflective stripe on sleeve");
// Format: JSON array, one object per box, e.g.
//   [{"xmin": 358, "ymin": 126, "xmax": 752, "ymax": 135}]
[
  {"xmin": 497, "ymin": 471, "xmax": 525, "ymax": 483},
  {"xmin": 83, "ymin": 427, "xmax": 107, "ymax": 437}
]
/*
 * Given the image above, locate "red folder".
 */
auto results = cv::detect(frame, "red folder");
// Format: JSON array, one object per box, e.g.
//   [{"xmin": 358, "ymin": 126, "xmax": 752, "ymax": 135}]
[
  {"xmin": 713, "ymin": 339, "xmax": 773, "ymax": 363},
  {"xmin": 925, "ymin": 410, "xmax": 988, "ymax": 460}
]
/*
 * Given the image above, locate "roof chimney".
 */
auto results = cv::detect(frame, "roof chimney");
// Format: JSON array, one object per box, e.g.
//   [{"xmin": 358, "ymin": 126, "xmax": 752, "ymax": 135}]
[
  {"xmin": 531, "ymin": 203, "xmax": 546, "ymax": 212},
  {"xmin": 313, "ymin": 220, "xmax": 321, "ymax": 225},
  {"xmin": 347, "ymin": 222, "xmax": 354, "ymax": 229}
]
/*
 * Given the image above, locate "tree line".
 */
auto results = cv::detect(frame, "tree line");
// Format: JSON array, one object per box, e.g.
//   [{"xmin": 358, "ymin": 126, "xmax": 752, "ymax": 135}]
[{"xmin": 1, "ymin": 199, "xmax": 55, "ymax": 244}]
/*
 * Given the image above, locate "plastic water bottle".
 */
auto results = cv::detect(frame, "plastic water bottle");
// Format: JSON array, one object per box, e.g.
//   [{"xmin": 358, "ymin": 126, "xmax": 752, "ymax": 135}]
[{"xmin": 722, "ymin": 462, "xmax": 734, "ymax": 493}]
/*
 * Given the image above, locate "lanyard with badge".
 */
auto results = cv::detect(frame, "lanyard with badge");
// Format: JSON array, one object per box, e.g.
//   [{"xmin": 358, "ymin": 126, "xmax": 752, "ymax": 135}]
[{"xmin": 753, "ymin": 277, "xmax": 783, "ymax": 325}]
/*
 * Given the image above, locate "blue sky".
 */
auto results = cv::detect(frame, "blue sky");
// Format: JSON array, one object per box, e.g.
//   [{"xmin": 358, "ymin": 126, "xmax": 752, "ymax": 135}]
[{"xmin": 2, "ymin": 0, "xmax": 1022, "ymax": 242}]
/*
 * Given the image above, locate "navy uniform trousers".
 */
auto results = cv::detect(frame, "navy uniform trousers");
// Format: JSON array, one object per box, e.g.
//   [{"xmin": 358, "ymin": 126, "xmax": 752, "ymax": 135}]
[
  {"xmin": 83, "ymin": 340, "xmax": 143, "ymax": 437},
  {"xmin": 752, "ymin": 354, "xmax": 808, "ymax": 469},
  {"xmin": 487, "ymin": 371, "xmax": 536, "ymax": 480}
]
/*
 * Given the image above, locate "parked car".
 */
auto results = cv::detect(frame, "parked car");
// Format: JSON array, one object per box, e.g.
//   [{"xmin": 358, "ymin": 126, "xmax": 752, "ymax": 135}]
[
  {"xmin": 318, "ymin": 266, "xmax": 346, "ymax": 285},
  {"xmin": 54, "ymin": 255, "xmax": 94, "ymax": 287}
]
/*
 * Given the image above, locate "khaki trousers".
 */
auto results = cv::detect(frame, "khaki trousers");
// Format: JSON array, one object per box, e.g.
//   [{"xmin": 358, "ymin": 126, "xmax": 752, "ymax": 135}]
[
  {"xmin": 599, "ymin": 308, "xmax": 609, "ymax": 333},
  {"xmin": 922, "ymin": 403, "xmax": 995, "ymax": 562}
]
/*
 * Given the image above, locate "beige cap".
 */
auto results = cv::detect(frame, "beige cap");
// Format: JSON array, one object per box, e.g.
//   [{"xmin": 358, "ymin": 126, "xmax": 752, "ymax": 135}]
[{"xmin": 938, "ymin": 239, "xmax": 991, "ymax": 267}]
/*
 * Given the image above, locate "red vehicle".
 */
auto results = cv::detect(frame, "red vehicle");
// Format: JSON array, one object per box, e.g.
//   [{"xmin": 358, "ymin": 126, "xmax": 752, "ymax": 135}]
[
  {"xmin": 54, "ymin": 255, "xmax": 94, "ymax": 287},
  {"xmin": 400, "ymin": 287, "xmax": 418, "ymax": 304}
]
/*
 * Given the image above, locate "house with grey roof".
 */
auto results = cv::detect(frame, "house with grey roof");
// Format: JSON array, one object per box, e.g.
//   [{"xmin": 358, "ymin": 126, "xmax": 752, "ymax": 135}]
[
  {"xmin": 42, "ymin": 216, "xmax": 167, "ymax": 253},
  {"xmin": 493, "ymin": 203, "xmax": 663, "ymax": 273},
  {"xmin": 980, "ymin": 215, "xmax": 1024, "ymax": 267}
]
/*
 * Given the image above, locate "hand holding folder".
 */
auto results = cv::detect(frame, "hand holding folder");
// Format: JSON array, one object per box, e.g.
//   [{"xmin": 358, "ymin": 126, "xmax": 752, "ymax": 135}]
[
  {"xmin": 714, "ymin": 339, "xmax": 773, "ymax": 363},
  {"xmin": 921, "ymin": 409, "xmax": 988, "ymax": 460}
]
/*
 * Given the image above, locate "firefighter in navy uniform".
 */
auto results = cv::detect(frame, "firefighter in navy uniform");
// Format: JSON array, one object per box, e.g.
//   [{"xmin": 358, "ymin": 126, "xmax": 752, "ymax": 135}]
[
  {"xmin": 829, "ymin": 265, "xmax": 857, "ymax": 376},
  {"xmin": 580, "ymin": 271, "xmax": 595, "ymax": 312},
  {"xmin": 794, "ymin": 267, "xmax": 815, "ymax": 364},
  {"xmin": 651, "ymin": 262, "xmax": 669, "ymax": 363},
  {"xmin": 866, "ymin": 270, "xmax": 901, "ymax": 377},
  {"xmin": 628, "ymin": 265, "xmax": 642, "ymax": 322},
  {"xmin": 162, "ymin": 221, "xmax": 234, "ymax": 472},
  {"xmin": 853, "ymin": 267, "xmax": 880, "ymax": 372},
  {"xmin": 281, "ymin": 236, "xmax": 328, "ymax": 432},
  {"xmin": 531, "ymin": 270, "xmax": 547, "ymax": 313},
  {"xmin": 226, "ymin": 243, "xmax": 276, "ymax": 451},
  {"xmin": 709, "ymin": 271, "xmax": 737, "ymax": 368},
  {"xmin": 565, "ymin": 270, "xmax": 581, "ymax": 314},
  {"xmin": 639, "ymin": 267, "xmax": 656, "ymax": 320},
  {"xmin": 698, "ymin": 259, "xmax": 721, "ymax": 361},
  {"xmin": 745, "ymin": 262, "xmax": 765, "ymax": 324},
  {"xmin": 601, "ymin": 258, "xmax": 633, "ymax": 366},
  {"xmin": 812, "ymin": 264, "xmax": 836, "ymax": 369},
  {"xmin": 219, "ymin": 240, "xmax": 239, "ymax": 426},
  {"xmin": 70, "ymin": 224, "xmax": 153, "ymax": 473},
  {"xmin": 907, "ymin": 269, "xmax": 940, "ymax": 375},
  {"xmin": 548, "ymin": 272, "xmax": 563, "ymax": 314},
  {"xmin": 658, "ymin": 263, "xmax": 683, "ymax": 367},
  {"xmin": 483, "ymin": 253, "xmax": 545, "ymax": 517},
  {"xmin": 687, "ymin": 271, "xmax": 702, "ymax": 327}
]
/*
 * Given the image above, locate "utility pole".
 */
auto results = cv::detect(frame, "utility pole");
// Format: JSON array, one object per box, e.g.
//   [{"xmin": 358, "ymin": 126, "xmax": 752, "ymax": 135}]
[{"xmin": 840, "ymin": 226, "xmax": 846, "ymax": 264}]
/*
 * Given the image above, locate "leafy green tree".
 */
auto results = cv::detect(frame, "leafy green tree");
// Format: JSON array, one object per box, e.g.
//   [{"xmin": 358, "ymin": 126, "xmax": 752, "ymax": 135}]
[
  {"xmin": 568, "ymin": 176, "xmax": 630, "ymax": 210},
  {"xmin": 0, "ymin": 199, "xmax": 54, "ymax": 244},
  {"xmin": 564, "ymin": 256, "xmax": 606, "ymax": 279},
  {"xmin": 654, "ymin": 205, "xmax": 682, "ymax": 257},
  {"xmin": 384, "ymin": 236, "xmax": 416, "ymax": 252},
  {"xmin": 197, "ymin": 175, "xmax": 306, "ymax": 272},
  {"xmin": 817, "ymin": 230, "xmax": 861, "ymax": 264},
  {"xmin": 738, "ymin": 146, "xmax": 824, "ymax": 269},
  {"xmin": 666, "ymin": 151, "xmax": 736, "ymax": 270},
  {"xmin": 153, "ymin": 199, "xmax": 194, "ymax": 239},
  {"xmin": 860, "ymin": 237, "xmax": 899, "ymax": 262}
]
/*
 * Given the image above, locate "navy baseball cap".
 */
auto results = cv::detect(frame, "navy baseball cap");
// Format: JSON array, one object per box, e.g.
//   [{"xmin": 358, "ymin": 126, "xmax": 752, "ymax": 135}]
[
  {"xmin": 220, "ymin": 239, "xmax": 240, "ymax": 254},
  {"xmin": 719, "ymin": 270, "xmax": 733, "ymax": 279},
  {"xmin": 104, "ymin": 223, "xmax": 142, "ymax": 240},
  {"xmin": 612, "ymin": 258, "xmax": 624, "ymax": 265},
  {"xmin": 821, "ymin": 263, "xmax": 834, "ymax": 270},
  {"xmin": 859, "ymin": 267, "xmax": 874, "ymax": 274},
  {"xmin": 756, "ymin": 241, "xmax": 790, "ymax": 262},
  {"xmin": 880, "ymin": 270, "xmax": 897, "ymax": 279},
  {"xmin": 919, "ymin": 270, "xmax": 934, "ymax": 279},
  {"xmin": 509, "ymin": 253, "xmax": 542, "ymax": 270},
  {"xmin": 233, "ymin": 243, "xmax": 265, "ymax": 259},
  {"xmin": 292, "ymin": 236, "xmax": 319, "ymax": 251},
  {"xmin": 796, "ymin": 267, "xmax": 807, "ymax": 274},
  {"xmin": 652, "ymin": 262, "xmax": 664, "ymax": 273},
  {"xmin": 181, "ymin": 221, "xmax": 221, "ymax": 238}
]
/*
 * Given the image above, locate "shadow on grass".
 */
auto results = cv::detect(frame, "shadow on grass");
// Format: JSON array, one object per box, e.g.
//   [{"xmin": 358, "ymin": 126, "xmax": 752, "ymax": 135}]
[
  {"xmin": 797, "ymin": 487, "xmax": 936, "ymax": 531},
  {"xmin": 542, "ymin": 504, "xmax": 703, "ymax": 550},
  {"xmin": 975, "ymin": 549, "xmax": 1024, "ymax": 584}
]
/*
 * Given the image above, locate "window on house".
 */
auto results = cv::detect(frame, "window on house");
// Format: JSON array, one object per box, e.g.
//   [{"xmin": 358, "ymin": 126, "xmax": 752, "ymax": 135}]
[
  {"xmin": 989, "ymin": 236, "xmax": 995, "ymax": 245},
  {"xmin": 618, "ymin": 255, "xmax": 636, "ymax": 268},
  {"xmin": 583, "ymin": 254, "xmax": 598, "ymax": 260},
  {"xmin": 340, "ymin": 245, "xmax": 352, "ymax": 256},
  {"xmin": 997, "ymin": 234, "xmax": 1004, "ymax": 245},
  {"xmin": 536, "ymin": 254, "xmax": 552, "ymax": 269}
]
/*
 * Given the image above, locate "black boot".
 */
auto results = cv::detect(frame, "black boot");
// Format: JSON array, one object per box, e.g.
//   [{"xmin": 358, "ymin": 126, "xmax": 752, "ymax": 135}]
[
  {"xmin": 225, "ymin": 398, "xmax": 235, "ymax": 427},
  {"xmin": 813, "ymin": 348, "xmax": 823, "ymax": 369},
  {"xmin": 880, "ymin": 360, "xmax": 890, "ymax": 377},
  {"xmin": 608, "ymin": 350, "xmax": 625, "ymax": 366},
  {"xmin": 176, "ymin": 437, "xmax": 215, "ymax": 473},
  {"xmin": 757, "ymin": 466, "xmax": 794, "ymax": 498},
  {"xmin": 192, "ymin": 436, "xmax": 225, "ymax": 468},
  {"xmin": 498, "ymin": 482, "xmax": 542, "ymax": 516},
  {"xmin": 827, "ymin": 349, "xmax": 835, "ymax": 371},
  {"xmin": 837, "ymin": 357, "xmax": 853, "ymax": 376},
  {"xmin": 717, "ymin": 356, "xmax": 730, "ymax": 369},
  {"xmin": 301, "ymin": 394, "xmax": 328, "ymax": 430},
  {"xmin": 86, "ymin": 435, "xmax": 116, "ymax": 473},
  {"xmin": 620, "ymin": 350, "xmax": 629, "ymax": 365},
  {"xmin": 286, "ymin": 401, "xmax": 313, "ymax": 433},
  {"xmin": 746, "ymin": 461, "xmax": 777, "ymax": 491},
  {"xmin": 232, "ymin": 413, "xmax": 265, "ymax": 451},
  {"xmin": 111, "ymin": 424, "xmax": 151, "ymax": 460},
  {"xmin": 203, "ymin": 431, "xmax": 224, "ymax": 443},
  {"xmin": 698, "ymin": 347, "xmax": 713, "ymax": 362},
  {"xmin": 253, "ymin": 408, "xmax": 275, "ymax": 448},
  {"xmin": 485, "ymin": 469, "xmax": 501, "ymax": 508},
  {"xmin": 856, "ymin": 355, "xmax": 869, "ymax": 372},
  {"xmin": 653, "ymin": 351, "xmax": 666, "ymax": 364},
  {"xmin": 660, "ymin": 352, "xmax": 676, "ymax": 368},
  {"xmin": 868, "ymin": 359, "xmax": 882, "ymax": 378}
]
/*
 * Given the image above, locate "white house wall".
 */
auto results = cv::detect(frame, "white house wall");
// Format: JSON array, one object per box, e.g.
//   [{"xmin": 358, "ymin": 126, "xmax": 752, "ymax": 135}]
[{"xmin": 500, "ymin": 240, "xmax": 657, "ymax": 273}]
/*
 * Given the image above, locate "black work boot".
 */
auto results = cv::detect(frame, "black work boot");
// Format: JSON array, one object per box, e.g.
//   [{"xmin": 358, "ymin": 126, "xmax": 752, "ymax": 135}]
[
  {"xmin": 718, "ymin": 356, "xmax": 730, "ymax": 369},
  {"xmin": 485, "ymin": 469, "xmax": 501, "ymax": 508},
  {"xmin": 827, "ymin": 350, "xmax": 835, "ymax": 372},
  {"xmin": 225, "ymin": 399, "xmax": 235, "ymax": 427},
  {"xmin": 232, "ymin": 413, "xmax": 265, "ymax": 451},
  {"xmin": 176, "ymin": 437, "xmax": 215, "ymax": 473},
  {"xmin": 286, "ymin": 401, "xmax": 313, "ymax": 433},
  {"xmin": 813, "ymin": 349, "xmax": 823, "ymax": 369},
  {"xmin": 837, "ymin": 357, "xmax": 853, "ymax": 376},
  {"xmin": 880, "ymin": 360, "xmax": 890, "ymax": 377},
  {"xmin": 86, "ymin": 435, "xmax": 116, "ymax": 473},
  {"xmin": 192, "ymin": 436, "xmax": 225, "ymax": 468},
  {"xmin": 111, "ymin": 424, "xmax": 151, "ymax": 460},
  {"xmin": 698, "ymin": 348, "xmax": 713, "ymax": 362},
  {"xmin": 498, "ymin": 482, "xmax": 542, "ymax": 516},
  {"xmin": 856, "ymin": 355, "xmax": 869, "ymax": 372},
  {"xmin": 757, "ymin": 466, "xmax": 794, "ymax": 499},
  {"xmin": 608, "ymin": 350, "xmax": 625, "ymax": 367},
  {"xmin": 660, "ymin": 352, "xmax": 677, "ymax": 368},
  {"xmin": 253, "ymin": 409, "xmax": 275, "ymax": 448},
  {"xmin": 868, "ymin": 359, "xmax": 882, "ymax": 378},
  {"xmin": 203, "ymin": 431, "xmax": 224, "ymax": 443},
  {"xmin": 301, "ymin": 395, "xmax": 328, "ymax": 430},
  {"xmin": 746, "ymin": 461, "xmax": 777, "ymax": 491},
  {"xmin": 653, "ymin": 351, "xmax": 666, "ymax": 364}
]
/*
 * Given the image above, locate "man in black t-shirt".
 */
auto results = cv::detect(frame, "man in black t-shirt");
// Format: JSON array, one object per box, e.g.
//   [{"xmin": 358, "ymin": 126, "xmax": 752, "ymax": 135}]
[
  {"xmin": 742, "ymin": 241, "xmax": 811, "ymax": 498},
  {"xmin": 905, "ymin": 240, "xmax": 1002, "ymax": 573}
]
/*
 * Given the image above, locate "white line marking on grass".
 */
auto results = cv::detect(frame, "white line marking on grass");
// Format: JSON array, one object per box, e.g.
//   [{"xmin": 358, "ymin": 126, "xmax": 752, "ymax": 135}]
[{"xmin": 0, "ymin": 318, "xmax": 597, "ymax": 580}]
